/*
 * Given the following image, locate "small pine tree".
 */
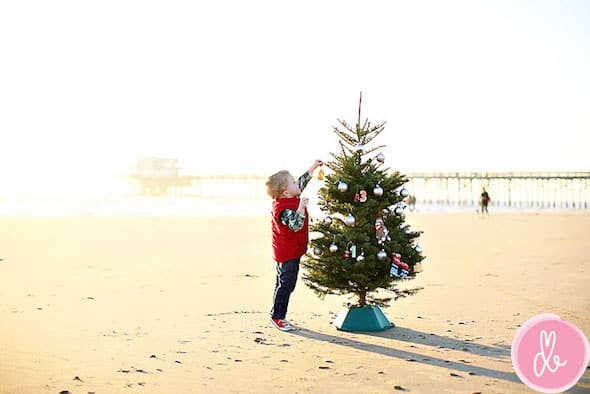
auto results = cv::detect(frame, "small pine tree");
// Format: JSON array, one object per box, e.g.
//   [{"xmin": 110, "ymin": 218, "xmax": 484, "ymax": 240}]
[{"xmin": 302, "ymin": 94, "xmax": 424, "ymax": 307}]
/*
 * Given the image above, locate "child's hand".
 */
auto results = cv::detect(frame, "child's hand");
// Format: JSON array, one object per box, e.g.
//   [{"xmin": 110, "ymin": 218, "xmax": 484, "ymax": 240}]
[
  {"xmin": 309, "ymin": 159, "xmax": 323, "ymax": 174},
  {"xmin": 297, "ymin": 197, "xmax": 309, "ymax": 213}
]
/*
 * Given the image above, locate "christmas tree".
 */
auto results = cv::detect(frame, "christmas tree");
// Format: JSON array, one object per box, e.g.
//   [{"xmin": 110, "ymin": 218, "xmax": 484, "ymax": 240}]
[{"xmin": 302, "ymin": 94, "xmax": 425, "ymax": 316}]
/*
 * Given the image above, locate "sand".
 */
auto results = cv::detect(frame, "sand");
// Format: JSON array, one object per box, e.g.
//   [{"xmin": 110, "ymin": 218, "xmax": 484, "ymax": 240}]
[{"xmin": 1, "ymin": 213, "xmax": 589, "ymax": 393}]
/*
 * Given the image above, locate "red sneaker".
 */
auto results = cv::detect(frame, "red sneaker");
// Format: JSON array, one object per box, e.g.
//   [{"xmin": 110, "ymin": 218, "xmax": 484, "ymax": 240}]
[{"xmin": 270, "ymin": 318, "xmax": 294, "ymax": 332}]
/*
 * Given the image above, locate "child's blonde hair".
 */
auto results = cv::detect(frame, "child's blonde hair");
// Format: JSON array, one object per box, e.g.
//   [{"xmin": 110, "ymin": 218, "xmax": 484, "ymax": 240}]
[{"xmin": 265, "ymin": 170, "xmax": 291, "ymax": 199}]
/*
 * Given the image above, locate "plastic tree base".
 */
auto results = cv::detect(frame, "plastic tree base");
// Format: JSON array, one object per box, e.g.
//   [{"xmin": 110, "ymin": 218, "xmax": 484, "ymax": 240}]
[{"xmin": 332, "ymin": 305, "xmax": 394, "ymax": 332}]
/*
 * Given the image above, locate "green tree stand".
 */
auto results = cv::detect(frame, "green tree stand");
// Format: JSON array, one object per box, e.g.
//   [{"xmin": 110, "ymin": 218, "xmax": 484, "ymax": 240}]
[{"xmin": 333, "ymin": 304, "xmax": 394, "ymax": 331}]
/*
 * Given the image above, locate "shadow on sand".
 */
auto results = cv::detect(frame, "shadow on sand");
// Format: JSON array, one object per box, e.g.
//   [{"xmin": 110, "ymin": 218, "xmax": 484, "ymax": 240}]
[
  {"xmin": 290, "ymin": 325, "xmax": 519, "ymax": 384},
  {"xmin": 290, "ymin": 325, "xmax": 590, "ymax": 392}
]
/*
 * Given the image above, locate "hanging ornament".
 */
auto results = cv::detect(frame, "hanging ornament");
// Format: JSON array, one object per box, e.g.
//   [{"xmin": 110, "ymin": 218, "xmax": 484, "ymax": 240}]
[
  {"xmin": 394, "ymin": 204, "xmax": 404, "ymax": 216},
  {"xmin": 376, "ymin": 152, "xmax": 385, "ymax": 163},
  {"xmin": 359, "ymin": 190, "xmax": 367, "ymax": 203},
  {"xmin": 344, "ymin": 212, "xmax": 356, "ymax": 226},
  {"xmin": 390, "ymin": 253, "xmax": 409, "ymax": 278},
  {"xmin": 329, "ymin": 243, "xmax": 338, "ymax": 253},
  {"xmin": 375, "ymin": 218, "xmax": 390, "ymax": 244},
  {"xmin": 343, "ymin": 242, "xmax": 353, "ymax": 258},
  {"xmin": 414, "ymin": 244, "xmax": 423, "ymax": 253},
  {"xmin": 312, "ymin": 246, "xmax": 322, "ymax": 257},
  {"xmin": 377, "ymin": 249, "xmax": 388, "ymax": 260},
  {"xmin": 373, "ymin": 184, "xmax": 384, "ymax": 197},
  {"xmin": 354, "ymin": 143, "xmax": 365, "ymax": 153},
  {"xmin": 322, "ymin": 216, "xmax": 332, "ymax": 226},
  {"xmin": 413, "ymin": 262, "xmax": 423, "ymax": 273},
  {"xmin": 356, "ymin": 251, "xmax": 365, "ymax": 262},
  {"xmin": 337, "ymin": 181, "xmax": 348, "ymax": 193},
  {"xmin": 317, "ymin": 168, "xmax": 325, "ymax": 180},
  {"xmin": 400, "ymin": 187, "xmax": 410, "ymax": 198}
]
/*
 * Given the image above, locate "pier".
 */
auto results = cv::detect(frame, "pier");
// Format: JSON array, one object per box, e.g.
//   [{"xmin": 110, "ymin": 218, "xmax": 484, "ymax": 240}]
[
  {"xmin": 129, "ymin": 161, "xmax": 590, "ymax": 210},
  {"xmin": 405, "ymin": 172, "xmax": 590, "ymax": 210}
]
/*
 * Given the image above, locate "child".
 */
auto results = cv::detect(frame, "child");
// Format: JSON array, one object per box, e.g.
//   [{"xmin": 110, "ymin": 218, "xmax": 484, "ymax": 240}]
[{"xmin": 265, "ymin": 160, "xmax": 323, "ymax": 331}]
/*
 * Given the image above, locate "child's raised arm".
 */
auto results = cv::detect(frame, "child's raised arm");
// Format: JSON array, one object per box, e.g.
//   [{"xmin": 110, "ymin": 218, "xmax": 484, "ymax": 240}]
[{"xmin": 307, "ymin": 159, "xmax": 323, "ymax": 175}]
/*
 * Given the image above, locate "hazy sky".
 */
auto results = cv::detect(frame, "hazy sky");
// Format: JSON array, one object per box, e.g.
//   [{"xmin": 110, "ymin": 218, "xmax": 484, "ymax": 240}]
[{"xmin": 1, "ymin": 0, "xmax": 589, "ymax": 192}]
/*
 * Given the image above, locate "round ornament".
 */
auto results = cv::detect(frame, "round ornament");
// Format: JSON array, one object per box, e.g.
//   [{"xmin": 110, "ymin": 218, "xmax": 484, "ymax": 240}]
[
  {"xmin": 373, "ymin": 184, "xmax": 384, "ymax": 197},
  {"xmin": 329, "ymin": 243, "xmax": 338, "ymax": 253},
  {"xmin": 377, "ymin": 249, "xmax": 388, "ymax": 260},
  {"xmin": 322, "ymin": 216, "xmax": 332, "ymax": 226},
  {"xmin": 376, "ymin": 152, "xmax": 385, "ymax": 162},
  {"xmin": 394, "ymin": 205, "xmax": 404, "ymax": 216},
  {"xmin": 354, "ymin": 144, "xmax": 365, "ymax": 153},
  {"xmin": 345, "ymin": 213, "xmax": 356, "ymax": 226},
  {"xmin": 356, "ymin": 253, "xmax": 365, "ymax": 262},
  {"xmin": 414, "ymin": 244, "xmax": 423, "ymax": 253},
  {"xmin": 338, "ymin": 181, "xmax": 348, "ymax": 193},
  {"xmin": 313, "ymin": 246, "xmax": 322, "ymax": 256},
  {"xmin": 400, "ymin": 187, "xmax": 410, "ymax": 198}
]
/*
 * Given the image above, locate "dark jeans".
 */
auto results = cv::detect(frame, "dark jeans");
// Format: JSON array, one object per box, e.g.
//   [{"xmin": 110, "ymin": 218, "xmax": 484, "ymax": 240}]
[{"xmin": 271, "ymin": 257, "xmax": 300, "ymax": 320}]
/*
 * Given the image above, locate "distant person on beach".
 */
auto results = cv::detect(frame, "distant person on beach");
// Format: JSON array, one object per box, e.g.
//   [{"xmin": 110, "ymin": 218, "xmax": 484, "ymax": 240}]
[
  {"xmin": 406, "ymin": 194, "xmax": 417, "ymax": 212},
  {"xmin": 265, "ymin": 159, "xmax": 323, "ymax": 332},
  {"xmin": 480, "ymin": 187, "xmax": 491, "ymax": 214}
]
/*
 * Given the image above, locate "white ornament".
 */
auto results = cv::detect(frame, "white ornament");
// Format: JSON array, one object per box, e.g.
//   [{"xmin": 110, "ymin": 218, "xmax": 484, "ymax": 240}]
[
  {"xmin": 373, "ymin": 184, "xmax": 384, "ymax": 197},
  {"xmin": 345, "ymin": 213, "xmax": 356, "ymax": 226},
  {"xmin": 400, "ymin": 187, "xmax": 410, "ymax": 198},
  {"xmin": 322, "ymin": 216, "xmax": 332, "ymax": 226},
  {"xmin": 376, "ymin": 152, "xmax": 385, "ymax": 162},
  {"xmin": 329, "ymin": 243, "xmax": 338, "ymax": 253},
  {"xmin": 338, "ymin": 181, "xmax": 348, "ymax": 193},
  {"xmin": 377, "ymin": 249, "xmax": 388, "ymax": 260},
  {"xmin": 354, "ymin": 144, "xmax": 365, "ymax": 153},
  {"xmin": 394, "ymin": 205, "xmax": 404, "ymax": 216},
  {"xmin": 414, "ymin": 245, "xmax": 423, "ymax": 253}
]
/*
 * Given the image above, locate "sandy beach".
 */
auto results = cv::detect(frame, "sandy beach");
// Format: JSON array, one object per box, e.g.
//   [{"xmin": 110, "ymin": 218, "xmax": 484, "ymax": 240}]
[{"xmin": 1, "ymin": 212, "xmax": 589, "ymax": 393}]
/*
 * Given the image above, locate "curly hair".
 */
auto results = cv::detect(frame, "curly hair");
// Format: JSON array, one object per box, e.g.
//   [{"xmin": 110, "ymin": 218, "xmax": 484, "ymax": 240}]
[{"xmin": 265, "ymin": 170, "xmax": 291, "ymax": 199}]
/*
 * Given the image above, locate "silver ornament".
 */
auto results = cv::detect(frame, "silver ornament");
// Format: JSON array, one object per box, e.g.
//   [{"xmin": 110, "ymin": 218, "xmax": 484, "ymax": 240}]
[
  {"xmin": 344, "ymin": 213, "xmax": 356, "ymax": 226},
  {"xmin": 376, "ymin": 152, "xmax": 385, "ymax": 162},
  {"xmin": 329, "ymin": 243, "xmax": 338, "ymax": 253},
  {"xmin": 377, "ymin": 249, "xmax": 388, "ymax": 260},
  {"xmin": 337, "ymin": 181, "xmax": 348, "ymax": 193},
  {"xmin": 313, "ymin": 246, "xmax": 322, "ymax": 256},
  {"xmin": 373, "ymin": 185, "xmax": 384, "ymax": 197},
  {"xmin": 354, "ymin": 144, "xmax": 365, "ymax": 153},
  {"xmin": 356, "ymin": 254, "xmax": 365, "ymax": 262},
  {"xmin": 394, "ymin": 205, "xmax": 404, "ymax": 216},
  {"xmin": 400, "ymin": 187, "xmax": 410, "ymax": 198},
  {"xmin": 322, "ymin": 216, "xmax": 332, "ymax": 226},
  {"xmin": 414, "ymin": 244, "xmax": 423, "ymax": 253}
]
